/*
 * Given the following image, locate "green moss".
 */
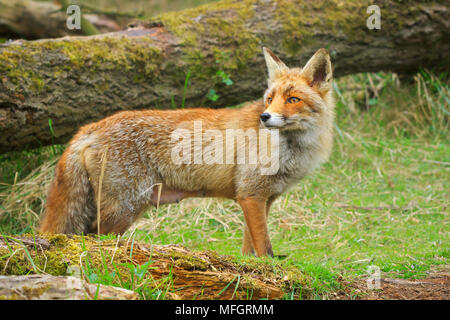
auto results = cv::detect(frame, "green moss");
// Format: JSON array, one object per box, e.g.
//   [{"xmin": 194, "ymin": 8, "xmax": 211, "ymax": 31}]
[
  {"xmin": 47, "ymin": 234, "xmax": 69, "ymax": 248},
  {"xmin": 231, "ymin": 255, "xmax": 313, "ymax": 296},
  {"xmin": 274, "ymin": 0, "xmax": 414, "ymax": 55},
  {"xmin": 0, "ymin": 44, "xmax": 44, "ymax": 93},
  {"xmin": 0, "ymin": 45, "xmax": 37, "ymax": 70},
  {"xmin": 275, "ymin": 0, "xmax": 363, "ymax": 54},
  {"xmin": 275, "ymin": 0, "xmax": 315, "ymax": 55},
  {"xmin": 238, "ymin": 274, "xmax": 259, "ymax": 291},
  {"xmin": 156, "ymin": 0, "xmax": 259, "ymax": 82},
  {"xmin": 0, "ymin": 36, "xmax": 163, "ymax": 95},
  {"xmin": 39, "ymin": 37, "xmax": 162, "ymax": 75},
  {"xmin": 169, "ymin": 251, "xmax": 209, "ymax": 270},
  {"xmin": 21, "ymin": 284, "xmax": 51, "ymax": 299},
  {"xmin": 0, "ymin": 235, "xmax": 71, "ymax": 276},
  {"xmin": 30, "ymin": 76, "xmax": 45, "ymax": 92},
  {"xmin": 0, "ymin": 247, "xmax": 65, "ymax": 276}
]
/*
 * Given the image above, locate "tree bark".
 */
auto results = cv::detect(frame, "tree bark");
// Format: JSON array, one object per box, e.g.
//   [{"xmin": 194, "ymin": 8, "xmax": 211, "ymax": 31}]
[
  {"xmin": 0, "ymin": 0, "xmax": 449, "ymax": 153},
  {"xmin": 0, "ymin": 234, "xmax": 301, "ymax": 299}
]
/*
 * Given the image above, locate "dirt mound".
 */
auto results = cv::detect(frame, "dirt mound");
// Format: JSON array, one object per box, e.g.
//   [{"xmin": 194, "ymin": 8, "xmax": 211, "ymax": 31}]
[{"xmin": 336, "ymin": 265, "xmax": 449, "ymax": 300}]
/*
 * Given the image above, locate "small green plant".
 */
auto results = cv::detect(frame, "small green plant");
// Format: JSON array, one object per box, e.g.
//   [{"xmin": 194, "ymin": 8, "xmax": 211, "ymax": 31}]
[
  {"xmin": 206, "ymin": 70, "xmax": 234, "ymax": 102},
  {"xmin": 120, "ymin": 258, "xmax": 156, "ymax": 291},
  {"xmin": 206, "ymin": 88, "xmax": 219, "ymax": 102},
  {"xmin": 181, "ymin": 70, "xmax": 191, "ymax": 108},
  {"xmin": 48, "ymin": 118, "xmax": 57, "ymax": 156},
  {"xmin": 216, "ymin": 70, "xmax": 233, "ymax": 86}
]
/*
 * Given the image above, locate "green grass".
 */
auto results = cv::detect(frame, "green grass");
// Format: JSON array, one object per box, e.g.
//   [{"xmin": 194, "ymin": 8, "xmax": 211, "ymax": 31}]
[{"xmin": 0, "ymin": 70, "xmax": 448, "ymax": 298}]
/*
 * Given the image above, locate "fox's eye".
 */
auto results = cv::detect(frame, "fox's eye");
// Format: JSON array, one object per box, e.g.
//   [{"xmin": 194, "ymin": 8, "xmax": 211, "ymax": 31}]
[
  {"xmin": 287, "ymin": 97, "xmax": 301, "ymax": 103},
  {"xmin": 267, "ymin": 97, "xmax": 272, "ymax": 104}
]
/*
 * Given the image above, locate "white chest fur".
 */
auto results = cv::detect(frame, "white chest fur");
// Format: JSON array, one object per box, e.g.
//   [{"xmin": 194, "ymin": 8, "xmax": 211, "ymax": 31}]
[{"xmin": 274, "ymin": 128, "xmax": 328, "ymax": 193}]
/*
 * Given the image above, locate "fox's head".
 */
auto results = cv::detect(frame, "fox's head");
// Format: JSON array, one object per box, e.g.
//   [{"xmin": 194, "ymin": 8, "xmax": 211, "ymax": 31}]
[{"xmin": 260, "ymin": 48, "xmax": 334, "ymax": 132}]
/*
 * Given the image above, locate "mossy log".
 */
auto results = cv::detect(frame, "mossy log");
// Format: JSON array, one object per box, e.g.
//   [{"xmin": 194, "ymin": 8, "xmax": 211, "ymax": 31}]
[
  {"xmin": 0, "ymin": 0, "xmax": 449, "ymax": 153},
  {"xmin": 0, "ymin": 234, "xmax": 311, "ymax": 300}
]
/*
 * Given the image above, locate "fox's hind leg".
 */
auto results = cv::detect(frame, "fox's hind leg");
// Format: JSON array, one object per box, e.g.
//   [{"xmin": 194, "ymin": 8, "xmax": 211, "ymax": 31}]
[
  {"xmin": 83, "ymin": 159, "xmax": 142, "ymax": 235},
  {"xmin": 87, "ymin": 197, "xmax": 142, "ymax": 234},
  {"xmin": 88, "ymin": 215, "xmax": 134, "ymax": 235},
  {"xmin": 90, "ymin": 185, "xmax": 200, "ymax": 234}
]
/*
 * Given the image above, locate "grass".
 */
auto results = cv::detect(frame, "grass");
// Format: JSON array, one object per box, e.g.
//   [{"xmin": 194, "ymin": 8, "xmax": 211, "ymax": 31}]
[
  {"xmin": 76, "ymin": 234, "xmax": 174, "ymax": 300},
  {"xmin": 0, "ymin": 70, "xmax": 448, "ymax": 298}
]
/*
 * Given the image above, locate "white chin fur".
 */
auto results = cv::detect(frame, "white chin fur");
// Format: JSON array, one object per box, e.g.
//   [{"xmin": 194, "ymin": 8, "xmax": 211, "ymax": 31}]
[{"xmin": 263, "ymin": 113, "xmax": 285, "ymax": 128}]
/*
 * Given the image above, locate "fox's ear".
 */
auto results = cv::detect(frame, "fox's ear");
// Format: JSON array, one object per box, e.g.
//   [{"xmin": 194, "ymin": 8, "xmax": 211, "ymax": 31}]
[
  {"xmin": 263, "ymin": 47, "xmax": 288, "ymax": 83},
  {"xmin": 301, "ymin": 48, "xmax": 333, "ymax": 92}
]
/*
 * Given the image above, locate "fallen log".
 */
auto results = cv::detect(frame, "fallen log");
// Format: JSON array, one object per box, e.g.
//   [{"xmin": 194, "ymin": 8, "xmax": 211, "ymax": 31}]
[
  {"xmin": 0, "ymin": 0, "xmax": 449, "ymax": 153},
  {"xmin": 0, "ymin": 274, "xmax": 138, "ymax": 300},
  {"xmin": 0, "ymin": 234, "xmax": 309, "ymax": 300}
]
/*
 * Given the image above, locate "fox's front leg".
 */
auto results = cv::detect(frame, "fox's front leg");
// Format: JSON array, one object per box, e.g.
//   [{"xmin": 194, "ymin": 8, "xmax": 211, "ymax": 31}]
[
  {"xmin": 238, "ymin": 196, "xmax": 273, "ymax": 257},
  {"xmin": 242, "ymin": 197, "xmax": 277, "ymax": 256},
  {"xmin": 242, "ymin": 225, "xmax": 255, "ymax": 256}
]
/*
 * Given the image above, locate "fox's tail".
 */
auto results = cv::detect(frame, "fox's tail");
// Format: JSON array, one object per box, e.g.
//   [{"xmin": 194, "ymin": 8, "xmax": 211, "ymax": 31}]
[{"xmin": 39, "ymin": 142, "xmax": 96, "ymax": 234}]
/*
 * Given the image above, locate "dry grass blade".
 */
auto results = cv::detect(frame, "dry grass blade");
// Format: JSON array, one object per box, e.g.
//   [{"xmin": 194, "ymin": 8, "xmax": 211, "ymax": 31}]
[
  {"xmin": 97, "ymin": 144, "xmax": 110, "ymax": 236},
  {"xmin": 0, "ymin": 157, "xmax": 57, "ymax": 231}
]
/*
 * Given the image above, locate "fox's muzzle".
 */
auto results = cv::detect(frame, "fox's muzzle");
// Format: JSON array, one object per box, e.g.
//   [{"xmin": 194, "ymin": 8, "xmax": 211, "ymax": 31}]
[{"xmin": 260, "ymin": 112, "xmax": 286, "ymax": 128}]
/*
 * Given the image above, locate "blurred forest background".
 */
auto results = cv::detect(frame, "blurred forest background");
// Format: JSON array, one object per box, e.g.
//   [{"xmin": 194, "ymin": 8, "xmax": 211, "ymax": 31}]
[{"xmin": 0, "ymin": 0, "xmax": 448, "ymax": 299}]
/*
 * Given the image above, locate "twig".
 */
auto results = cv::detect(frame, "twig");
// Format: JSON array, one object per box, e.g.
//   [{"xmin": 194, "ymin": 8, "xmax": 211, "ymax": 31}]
[
  {"xmin": 335, "ymin": 204, "xmax": 400, "ymax": 211},
  {"xmin": 422, "ymin": 159, "xmax": 450, "ymax": 166}
]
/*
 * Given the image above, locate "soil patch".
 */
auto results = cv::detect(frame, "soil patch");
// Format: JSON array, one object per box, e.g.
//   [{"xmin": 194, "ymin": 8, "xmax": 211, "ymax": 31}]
[{"xmin": 334, "ymin": 265, "xmax": 449, "ymax": 300}]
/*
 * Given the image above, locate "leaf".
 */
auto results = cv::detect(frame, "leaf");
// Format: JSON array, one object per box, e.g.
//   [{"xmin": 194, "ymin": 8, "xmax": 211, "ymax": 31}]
[
  {"xmin": 223, "ymin": 78, "xmax": 233, "ymax": 86},
  {"xmin": 216, "ymin": 70, "xmax": 233, "ymax": 86},
  {"xmin": 207, "ymin": 89, "xmax": 219, "ymax": 102},
  {"xmin": 48, "ymin": 118, "xmax": 55, "ymax": 136}
]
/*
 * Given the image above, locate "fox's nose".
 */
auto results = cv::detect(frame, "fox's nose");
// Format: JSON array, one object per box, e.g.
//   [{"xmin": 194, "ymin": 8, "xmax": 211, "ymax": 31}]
[{"xmin": 260, "ymin": 113, "xmax": 271, "ymax": 122}]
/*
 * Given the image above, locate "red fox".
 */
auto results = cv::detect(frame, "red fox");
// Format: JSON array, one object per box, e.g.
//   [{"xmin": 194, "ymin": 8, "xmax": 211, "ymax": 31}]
[{"xmin": 39, "ymin": 48, "xmax": 335, "ymax": 257}]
